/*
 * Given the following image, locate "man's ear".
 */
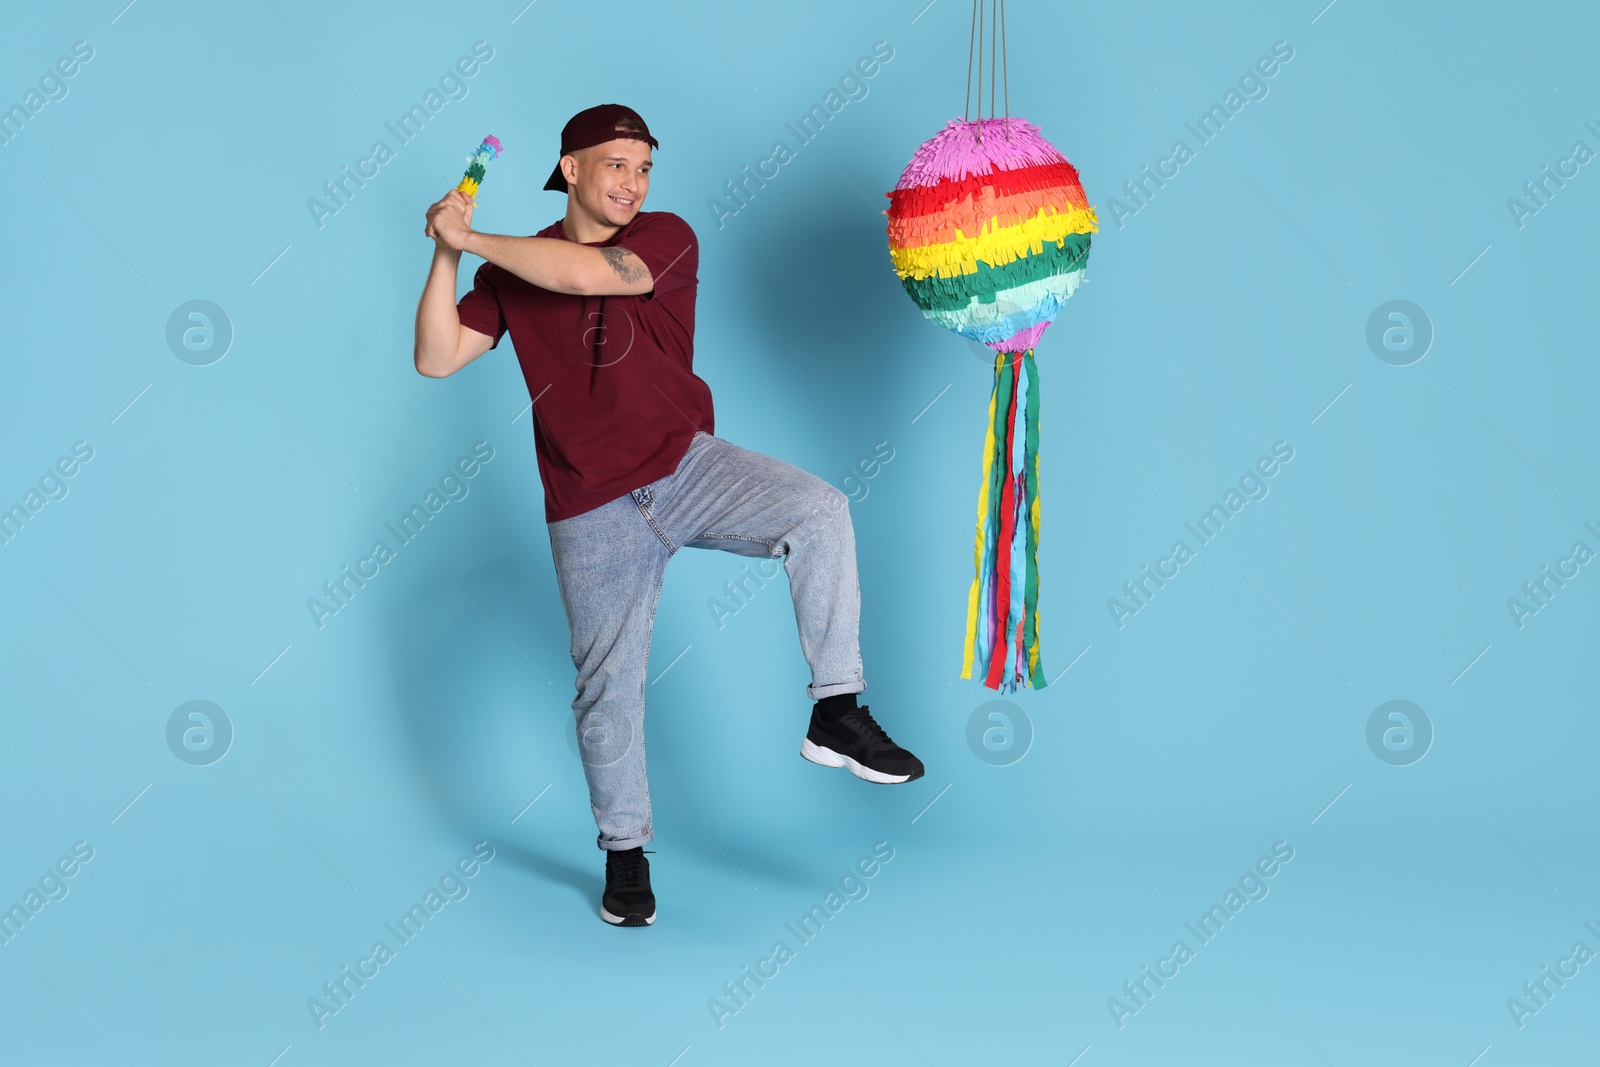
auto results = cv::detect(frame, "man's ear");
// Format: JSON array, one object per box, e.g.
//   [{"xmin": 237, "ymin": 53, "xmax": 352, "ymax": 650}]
[{"xmin": 562, "ymin": 152, "xmax": 580, "ymax": 188}]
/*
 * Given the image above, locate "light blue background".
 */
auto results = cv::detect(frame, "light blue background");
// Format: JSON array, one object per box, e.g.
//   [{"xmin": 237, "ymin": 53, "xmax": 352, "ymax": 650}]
[{"xmin": 2, "ymin": 1, "xmax": 1596, "ymax": 1064}]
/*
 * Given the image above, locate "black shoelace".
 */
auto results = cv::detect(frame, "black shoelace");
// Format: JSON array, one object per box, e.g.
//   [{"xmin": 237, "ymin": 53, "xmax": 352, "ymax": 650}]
[
  {"xmin": 839, "ymin": 706, "xmax": 892, "ymax": 747},
  {"xmin": 611, "ymin": 849, "xmax": 654, "ymax": 891}
]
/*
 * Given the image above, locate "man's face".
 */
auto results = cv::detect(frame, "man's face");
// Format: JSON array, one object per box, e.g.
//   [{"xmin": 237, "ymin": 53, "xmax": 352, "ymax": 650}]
[{"xmin": 566, "ymin": 137, "xmax": 651, "ymax": 227}]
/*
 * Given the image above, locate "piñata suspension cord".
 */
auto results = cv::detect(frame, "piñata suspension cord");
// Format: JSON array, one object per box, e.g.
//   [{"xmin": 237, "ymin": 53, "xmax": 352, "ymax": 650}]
[{"xmin": 963, "ymin": 0, "xmax": 1010, "ymax": 143}]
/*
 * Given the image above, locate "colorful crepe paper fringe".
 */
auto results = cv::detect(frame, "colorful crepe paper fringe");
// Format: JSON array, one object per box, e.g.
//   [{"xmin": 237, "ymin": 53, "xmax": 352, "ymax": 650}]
[
  {"xmin": 884, "ymin": 116, "xmax": 1096, "ymax": 693},
  {"xmin": 456, "ymin": 134, "xmax": 502, "ymax": 198}
]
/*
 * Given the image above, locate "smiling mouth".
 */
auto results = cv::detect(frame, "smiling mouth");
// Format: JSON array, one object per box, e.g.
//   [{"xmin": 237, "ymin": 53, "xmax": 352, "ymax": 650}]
[{"xmin": 608, "ymin": 194, "xmax": 636, "ymax": 207}]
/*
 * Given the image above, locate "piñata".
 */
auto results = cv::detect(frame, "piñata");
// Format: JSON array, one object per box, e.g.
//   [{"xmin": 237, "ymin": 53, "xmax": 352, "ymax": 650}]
[{"xmin": 884, "ymin": 115, "xmax": 1096, "ymax": 693}]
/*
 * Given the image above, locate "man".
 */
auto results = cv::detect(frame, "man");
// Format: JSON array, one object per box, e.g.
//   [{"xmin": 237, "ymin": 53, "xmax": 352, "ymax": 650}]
[{"xmin": 414, "ymin": 104, "xmax": 923, "ymax": 928}]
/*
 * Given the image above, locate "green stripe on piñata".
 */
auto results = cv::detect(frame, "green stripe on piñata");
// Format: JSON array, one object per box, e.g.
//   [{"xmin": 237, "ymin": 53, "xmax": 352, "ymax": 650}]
[
  {"xmin": 901, "ymin": 232, "xmax": 1091, "ymax": 312},
  {"xmin": 925, "ymin": 273, "xmax": 1084, "ymax": 334}
]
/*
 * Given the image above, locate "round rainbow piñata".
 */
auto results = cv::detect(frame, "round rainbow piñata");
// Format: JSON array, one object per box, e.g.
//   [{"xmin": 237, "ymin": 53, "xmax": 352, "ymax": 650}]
[{"xmin": 884, "ymin": 115, "xmax": 1097, "ymax": 693}]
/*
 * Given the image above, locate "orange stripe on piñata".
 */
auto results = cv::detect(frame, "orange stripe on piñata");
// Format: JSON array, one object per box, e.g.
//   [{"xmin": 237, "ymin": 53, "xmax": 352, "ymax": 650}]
[
  {"xmin": 887, "ymin": 161, "xmax": 1088, "ymax": 220},
  {"xmin": 888, "ymin": 183, "xmax": 1089, "ymax": 249}
]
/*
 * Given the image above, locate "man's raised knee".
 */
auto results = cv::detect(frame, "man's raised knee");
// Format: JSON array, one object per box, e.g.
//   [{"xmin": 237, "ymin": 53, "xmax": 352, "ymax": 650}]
[{"xmin": 792, "ymin": 481, "xmax": 850, "ymax": 546}]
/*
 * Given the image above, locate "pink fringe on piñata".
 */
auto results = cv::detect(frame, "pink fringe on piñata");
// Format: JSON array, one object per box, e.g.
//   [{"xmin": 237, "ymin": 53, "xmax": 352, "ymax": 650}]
[
  {"xmin": 893, "ymin": 117, "xmax": 1069, "ymax": 189},
  {"xmin": 990, "ymin": 321, "xmax": 1050, "ymax": 353}
]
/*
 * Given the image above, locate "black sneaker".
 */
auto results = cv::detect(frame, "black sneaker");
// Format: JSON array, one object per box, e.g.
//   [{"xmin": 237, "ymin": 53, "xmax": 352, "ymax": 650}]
[
  {"xmin": 801, "ymin": 704, "xmax": 925, "ymax": 784},
  {"xmin": 601, "ymin": 847, "xmax": 656, "ymax": 927}
]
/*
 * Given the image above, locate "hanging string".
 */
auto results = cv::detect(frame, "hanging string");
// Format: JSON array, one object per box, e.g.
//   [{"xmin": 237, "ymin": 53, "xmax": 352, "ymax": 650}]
[
  {"xmin": 1001, "ymin": 0, "xmax": 1010, "ymax": 140},
  {"xmin": 964, "ymin": 0, "xmax": 978, "ymax": 123},
  {"xmin": 964, "ymin": 0, "xmax": 1010, "ymax": 143},
  {"xmin": 966, "ymin": 0, "xmax": 979, "ymax": 139}
]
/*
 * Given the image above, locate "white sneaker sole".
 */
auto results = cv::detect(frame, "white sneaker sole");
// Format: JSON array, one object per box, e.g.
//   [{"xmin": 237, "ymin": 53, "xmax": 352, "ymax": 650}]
[
  {"xmin": 800, "ymin": 737, "xmax": 913, "ymax": 784},
  {"xmin": 600, "ymin": 905, "xmax": 655, "ymax": 926}
]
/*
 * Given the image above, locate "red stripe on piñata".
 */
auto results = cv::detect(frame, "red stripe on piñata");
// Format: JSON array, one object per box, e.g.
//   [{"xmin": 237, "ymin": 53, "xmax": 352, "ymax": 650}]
[
  {"xmin": 887, "ymin": 162, "xmax": 1088, "ymax": 221},
  {"xmin": 986, "ymin": 353, "xmax": 1022, "ymax": 690},
  {"xmin": 885, "ymin": 182, "xmax": 1093, "ymax": 250}
]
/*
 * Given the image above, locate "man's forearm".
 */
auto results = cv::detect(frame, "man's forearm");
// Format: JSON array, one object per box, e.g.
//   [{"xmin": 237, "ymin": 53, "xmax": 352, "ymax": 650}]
[
  {"xmin": 415, "ymin": 245, "xmax": 464, "ymax": 376},
  {"xmin": 462, "ymin": 231, "xmax": 594, "ymax": 295}
]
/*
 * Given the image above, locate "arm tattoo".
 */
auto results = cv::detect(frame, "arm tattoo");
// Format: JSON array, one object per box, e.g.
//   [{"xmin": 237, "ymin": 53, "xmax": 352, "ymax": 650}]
[{"xmin": 600, "ymin": 246, "xmax": 651, "ymax": 286}]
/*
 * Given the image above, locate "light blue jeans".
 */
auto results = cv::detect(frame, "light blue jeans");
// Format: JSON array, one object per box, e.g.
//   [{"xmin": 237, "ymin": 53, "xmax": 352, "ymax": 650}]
[{"xmin": 546, "ymin": 431, "xmax": 866, "ymax": 851}]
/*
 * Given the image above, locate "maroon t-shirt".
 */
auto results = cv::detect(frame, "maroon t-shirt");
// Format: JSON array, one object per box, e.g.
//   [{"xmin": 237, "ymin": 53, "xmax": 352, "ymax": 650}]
[{"xmin": 455, "ymin": 210, "xmax": 715, "ymax": 522}]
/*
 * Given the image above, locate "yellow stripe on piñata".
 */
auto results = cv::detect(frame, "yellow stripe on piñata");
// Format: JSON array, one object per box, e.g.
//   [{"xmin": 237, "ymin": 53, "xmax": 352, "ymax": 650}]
[
  {"xmin": 962, "ymin": 351, "xmax": 1005, "ymax": 681},
  {"xmin": 890, "ymin": 204, "xmax": 1099, "ymax": 281}
]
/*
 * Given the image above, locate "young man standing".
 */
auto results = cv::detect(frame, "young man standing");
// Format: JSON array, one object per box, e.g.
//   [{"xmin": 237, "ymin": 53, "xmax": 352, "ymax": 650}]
[{"xmin": 414, "ymin": 104, "xmax": 923, "ymax": 928}]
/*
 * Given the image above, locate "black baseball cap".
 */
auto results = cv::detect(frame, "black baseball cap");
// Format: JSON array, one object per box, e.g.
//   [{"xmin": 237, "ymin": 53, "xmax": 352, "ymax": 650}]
[{"xmin": 543, "ymin": 104, "xmax": 659, "ymax": 193}]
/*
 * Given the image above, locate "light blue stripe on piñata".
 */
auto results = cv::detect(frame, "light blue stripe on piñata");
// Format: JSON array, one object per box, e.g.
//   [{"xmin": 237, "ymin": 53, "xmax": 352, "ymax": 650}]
[{"xmin": 929, "ymin": 270, "xmax": 1085, "ymax": 345}]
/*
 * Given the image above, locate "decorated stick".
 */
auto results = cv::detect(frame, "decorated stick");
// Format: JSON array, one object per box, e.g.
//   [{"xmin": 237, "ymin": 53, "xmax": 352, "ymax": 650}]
[{"xmin": 456, "ymin": 135, "xmax": 503, "ymax": 198}]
